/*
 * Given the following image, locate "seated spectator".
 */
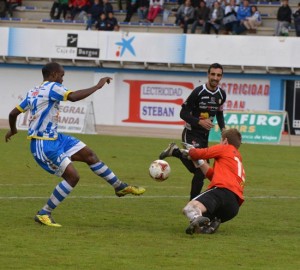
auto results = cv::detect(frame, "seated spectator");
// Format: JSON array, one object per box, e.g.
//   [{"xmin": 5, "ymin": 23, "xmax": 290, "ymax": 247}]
[
  {"xmin": 293, "ymin": 2, "xmax": 300, "ymax": 37},
  {"xmin": 175, "ymin": 0, "xmax": 195, "ymax": 33},
  {"xmin": 242, "ymin": 5, "xmax": 261, "ymax": 32},
  {"xmin": 191, "ymin": 0, "xmax": 210, "ymax": 34},
  {"xmin": 50, "ymin": 0, "xmax": 69, "ymax": 20},
  {"xmin": 86, "ymin": 0, "xmax": 103, "ymax": 30},
  {"xmin": 103, "ymin": 0, "xmax": 113, "ymax": 16},
  {"xmin": 6, "ymin": 0, "xmax": 22, "ymax": 18},
  {"xmin": 232, "ymin": 0, "xmax": 251, "ymax": 35},
  {"xmin": 147, "ymin": 0, "xmax": 163, "ymax": 22},
  {"xmin": 69, "ymin": 0, "xmax": 90, "ymax": 20},
  {"xmin": 95, "ymin": 12, "xmax": 107, "ymax": 30},
  {"xmin": 57, "ymin": 0, "xmax": 69, "ymax": 19},
  {"xmin": 137, "ymin": 0, "xmax": 149, "ymax": 22},
  {"xmin": 274, "ymin": 0, "xmax": 292, "ymax": 36},
  {"xmin": 106, "ymin": 11, "xmax": 119, "ymax": 30},
  {"xmin": 222, "ymin": 0, "xmax": 239, "ymax": 34},
  {"xmin": 124, "ymin": 0, "xmax": 138, "ymax": 22},
  {"xmin": 203, "ymin": 1, "xmax": 224, "ymax": 34}
]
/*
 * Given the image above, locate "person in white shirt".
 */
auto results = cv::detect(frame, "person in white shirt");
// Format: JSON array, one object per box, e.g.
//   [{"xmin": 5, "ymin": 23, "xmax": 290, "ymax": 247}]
[{"xmin": 242, "ymin": 5, "xmax": 262, "ymax": 30}]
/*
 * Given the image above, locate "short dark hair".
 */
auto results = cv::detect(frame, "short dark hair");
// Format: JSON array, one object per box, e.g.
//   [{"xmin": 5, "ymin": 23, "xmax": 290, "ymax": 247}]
[
  {"xmin": 42, "ymin": 62, "xmax": 61, "ymax": 79},
  {"xmin": 222, "ymin": 128, "xmax": 242, "ymax": 149},
  {"xmin": 208, "ymin": 63, "xmax": 223, "ymax": 74}
]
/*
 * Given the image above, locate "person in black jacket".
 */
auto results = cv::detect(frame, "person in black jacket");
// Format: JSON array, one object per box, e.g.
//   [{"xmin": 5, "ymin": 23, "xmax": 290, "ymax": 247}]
[
  {"xmin": 86, "ymin": 0, "xmax": 103, "ymax": 30},
  {"xmin": 124, "ymin": 0, "xmax": 138, "ymax": 22},
  {"xmin": 191, "ymin": 0, "xmax": 210, "ymax": 34},
  {"xmin": 274, "ymin": 0, "xmax": 292, "ymax": 36},
  {"xmin": 158, "ymin": 63, "xmax": 226, "ymax": 200}
]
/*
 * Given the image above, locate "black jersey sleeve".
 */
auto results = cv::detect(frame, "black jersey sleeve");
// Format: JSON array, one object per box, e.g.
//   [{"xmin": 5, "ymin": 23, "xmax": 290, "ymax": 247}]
[
  {"xmin": 216, "ymin": 89, "xmax": 226, "ymax": 130},
  {"xmin": 216, "ymin": 111, "xmax": 225, "ymax": 130},
  {"xmin": 180, "ymin": 88, "xmax": 201, "ymax": 128}
]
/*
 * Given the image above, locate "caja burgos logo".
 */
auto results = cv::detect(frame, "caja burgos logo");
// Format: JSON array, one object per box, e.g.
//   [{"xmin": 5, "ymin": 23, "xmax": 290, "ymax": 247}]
[
  {"xmin": 67, "ymin": 33, "xmax": 78, "ymax": 47},
  {"xmin": 122, "ymin": 80, "xmax": 194, "ymax": 125},
  {"xmin": 55, "ymin": 33, "xmax": 99, "ymax": 58}
]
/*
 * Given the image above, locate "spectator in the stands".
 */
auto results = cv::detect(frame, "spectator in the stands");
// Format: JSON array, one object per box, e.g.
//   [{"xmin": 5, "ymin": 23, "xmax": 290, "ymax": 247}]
[
  {"xmin": 50, "ymin": 0, "xmax": 60, "ymax": 19},
  {"xmin": 147, "ymin": 0, "xmax": 163, "ymax": 22},
  {"xmin": 6, "ymin": 0, "xmax": 22, "ymax": 18},
  {"xmin": 222, "ymin": 0, "xmax": 239, "ymax": 34},
  {"xmin": 50, "ymin": 0, "xmax": 69, "ymax": 19},
  {"xmin": 191, "ymin": 0, "xmax": 210, "ymax": 33},
  {"xmin": 95, "ymin": 12, "xmax": 107, "ymax": 30},
  {"xmin": 86, "ymin": 0, "xmax": 103, "ymax": 29},
  {"xmin": 293, "ymin": 2, "xmax": 300, "ymax": 36},
  {"xmin": 103, "ymin": 0, "xmax": 113, "ymax": 16},
  {"xmin": 124, "ymin": 0, "xmax": 138, "ymax": 22},
  {"xmin": 203, "ymin": 1, "xmax": 224, "ymax": 34},
  {"xmin": 0, "ymin": 0, "xmax": 7, "ymax": 18},
  {"xmin": 175, "ymin": 0, "xmax": 195, "ymax": 33},
  {"xmin": 57, "ymin": 0, "xmax": 69, "ymax": 19},
  {"xmin": 137, "ymin": 0, "xmax": 149, "ymax": 22},
  {"xmin": 274, "ymin": 0, "xmax": 292, "ymax": 36},
  {"xmin": 232, "ymin": 0, "xmax": 251, "ymax": 34},
  {"xmin": 69, "ymin": 0, "xmax": 90, "ymax": 20},
  {"xmin": 242, "ymin": 5, "xmax": 261, "ymax": 32},
  {"xmin": 106, "ymin": 11, "xmax": 119, "ymax": 30}
]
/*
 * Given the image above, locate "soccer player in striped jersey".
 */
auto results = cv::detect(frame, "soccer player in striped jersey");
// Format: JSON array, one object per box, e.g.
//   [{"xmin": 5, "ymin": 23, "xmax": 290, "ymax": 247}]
[
  {"xmin": 5, "ymin": 62, "xmax": 145, "ymax": 227},
  {"xmin": 182, "ymin": 128, "xmax": 245, "ymax": 235},
  {"xmin": 159, "ymin": 63, "xmax": 226, "ymax": 200}
]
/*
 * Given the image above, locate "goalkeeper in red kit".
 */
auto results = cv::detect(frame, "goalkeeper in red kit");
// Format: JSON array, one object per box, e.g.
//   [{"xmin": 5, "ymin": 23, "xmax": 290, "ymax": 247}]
[{"xmin": 181, "ymin": 128, "xmax": 246, "ymax": 235}]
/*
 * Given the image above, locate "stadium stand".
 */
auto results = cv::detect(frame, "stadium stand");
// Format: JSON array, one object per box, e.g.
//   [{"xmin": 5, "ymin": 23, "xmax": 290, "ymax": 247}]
[{"xmin": 0, "ymin": 0, "xmax": 298, "ymax": 36}]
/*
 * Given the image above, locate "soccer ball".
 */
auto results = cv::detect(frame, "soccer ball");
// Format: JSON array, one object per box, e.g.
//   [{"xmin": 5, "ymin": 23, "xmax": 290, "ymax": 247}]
[{"xmin": 149, "ymin": 160, "xmax": 171, "ymax": 182}]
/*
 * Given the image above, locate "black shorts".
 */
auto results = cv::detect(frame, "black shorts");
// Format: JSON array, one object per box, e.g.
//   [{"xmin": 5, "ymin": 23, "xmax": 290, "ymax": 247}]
[
  {"xmin": 193, "ymin": 187, "xmax": 240, "ymax": 223},
  {"xmin": 182, "ymin": 128, "xmax": 209, "ymax": 148},
  {"xmin": 180, "ymin": 128, "xmax": 210, "ymax": 174}
]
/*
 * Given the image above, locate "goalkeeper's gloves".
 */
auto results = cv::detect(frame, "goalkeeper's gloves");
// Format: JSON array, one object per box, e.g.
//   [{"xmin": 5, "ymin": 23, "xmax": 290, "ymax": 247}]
[{"xmin": 180, "ymin": 142, "xmax": 204, "ymax": 168}]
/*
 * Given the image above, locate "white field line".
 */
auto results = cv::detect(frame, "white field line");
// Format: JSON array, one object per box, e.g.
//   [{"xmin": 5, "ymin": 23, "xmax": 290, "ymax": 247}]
[{"xmin": 0, "ymin": 195, "xmax": 299, "ymax": 200}]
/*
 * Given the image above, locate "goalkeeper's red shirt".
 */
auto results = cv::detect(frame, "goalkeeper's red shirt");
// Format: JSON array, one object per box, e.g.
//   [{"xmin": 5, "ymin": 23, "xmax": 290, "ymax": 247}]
[{"xmin": 189, "ymin": 144, "xmax": 245, "ymax": 205}]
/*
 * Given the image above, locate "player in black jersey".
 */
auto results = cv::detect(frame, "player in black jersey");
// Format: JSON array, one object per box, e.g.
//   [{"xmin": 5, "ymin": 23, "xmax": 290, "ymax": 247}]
[{"xmin": 159, "ymin": 63, "xmax": 226, "ymax": 200}]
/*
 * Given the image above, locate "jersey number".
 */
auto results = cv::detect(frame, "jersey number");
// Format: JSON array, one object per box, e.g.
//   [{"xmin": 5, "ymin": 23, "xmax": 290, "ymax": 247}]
[{"xmin": 234, "ymin": 156, "xmax": 245, "ymax": 183}]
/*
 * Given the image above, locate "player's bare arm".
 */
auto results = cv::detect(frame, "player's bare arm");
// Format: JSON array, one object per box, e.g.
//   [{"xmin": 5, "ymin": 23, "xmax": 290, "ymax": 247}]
[
  {"xmin": 67, "ymin": 77, "xmax": 112, "ymax": 102},
  {"xmin": 5, "ymin": 107, "xmax": 22, "ymax": 142}
]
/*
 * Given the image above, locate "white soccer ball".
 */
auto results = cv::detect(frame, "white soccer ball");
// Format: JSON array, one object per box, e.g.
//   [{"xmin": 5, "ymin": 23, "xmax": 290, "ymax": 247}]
[{"xmin": 149, "ymin": 160, "xmax": 171, "ymax": 182}]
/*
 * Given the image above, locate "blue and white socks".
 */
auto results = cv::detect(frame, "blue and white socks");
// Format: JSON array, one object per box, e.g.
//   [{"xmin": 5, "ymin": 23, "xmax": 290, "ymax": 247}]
[
  {"xmin": 90, "ymin": 161, "xmax": 127, "ymax": 191},
  {"xmin": 38, "ymin": 180, "xmax": 73, "ymax": 215}
]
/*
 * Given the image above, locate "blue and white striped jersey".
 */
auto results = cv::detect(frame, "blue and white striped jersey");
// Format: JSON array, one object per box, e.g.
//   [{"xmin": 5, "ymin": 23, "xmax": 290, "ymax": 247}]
[{"xmin": 17, "ymin": 81, "xmax": 72, "ymax": 140}]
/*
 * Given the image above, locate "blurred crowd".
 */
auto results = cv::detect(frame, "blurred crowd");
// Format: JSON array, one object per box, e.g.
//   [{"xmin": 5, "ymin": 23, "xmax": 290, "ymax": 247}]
[{"xmin": 0, "ymin": 0, "xmax": 299, "ymax": 36}]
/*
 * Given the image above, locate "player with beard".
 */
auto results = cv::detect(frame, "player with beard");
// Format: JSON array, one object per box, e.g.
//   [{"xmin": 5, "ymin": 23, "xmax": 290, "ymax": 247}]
[{"xmin": 159, "ymin": 63, "xmax": 226, "ymax": 200}]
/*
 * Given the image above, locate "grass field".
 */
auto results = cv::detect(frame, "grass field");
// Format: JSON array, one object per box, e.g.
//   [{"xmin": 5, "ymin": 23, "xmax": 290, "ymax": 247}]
[{"xmin": 0, "ymin": 130, "xmax": 299, "ymax": 270}]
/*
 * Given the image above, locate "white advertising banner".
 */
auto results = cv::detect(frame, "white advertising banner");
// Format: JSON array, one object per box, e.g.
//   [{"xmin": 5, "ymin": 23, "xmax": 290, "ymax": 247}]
[
  {"xmin": 104, "ymin": 32, "xmax": 186, "ymax": 63},
  {"xmin": 17, "ymin": 101, "xmax": 95, "ymax": 134},
  {"xmin": 185, "ymin": 35, "xmax": 300, "ymax": 68},
  {"xmin": 113, "ymin": 73, "xmax": 270, "ymax": 128},
  {"xmin": 2, "ymin": 27, "xmax": 300, "ymax": 67},
  {"xmin": 7, "ymin": 28, "xmax": 106, "ymax": 60}
]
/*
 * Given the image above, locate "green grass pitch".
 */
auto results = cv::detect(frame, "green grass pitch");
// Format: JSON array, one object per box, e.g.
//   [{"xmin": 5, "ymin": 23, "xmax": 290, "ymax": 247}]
[{"xmin": 0, "ymin": 130, "xmax": 299, "ymax": 270}]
